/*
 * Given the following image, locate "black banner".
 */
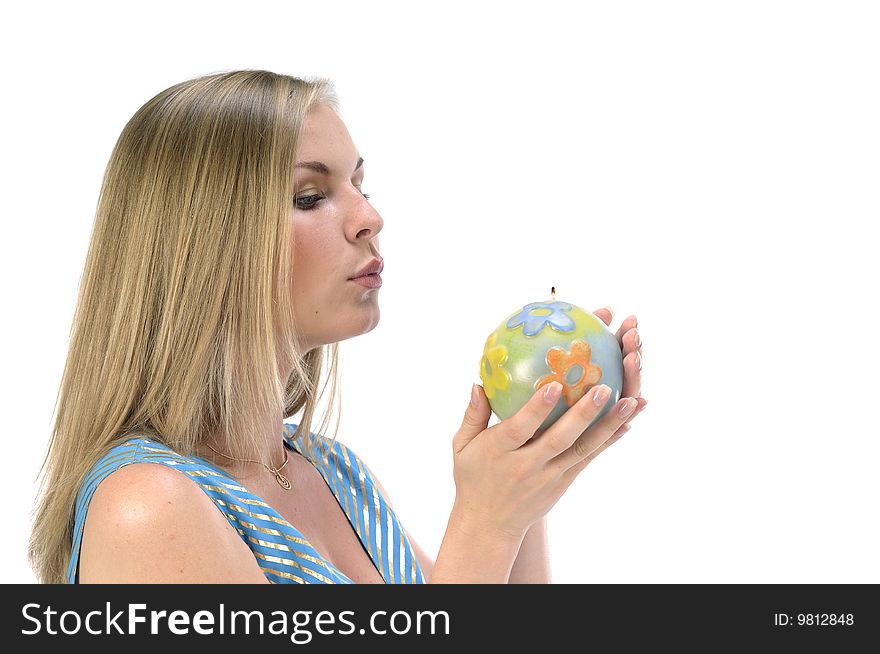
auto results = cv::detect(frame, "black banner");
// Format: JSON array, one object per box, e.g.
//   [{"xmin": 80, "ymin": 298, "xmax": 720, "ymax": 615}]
[{"xmin": 2, "ymin": 584, "xmax": 876, "ymax": 651}]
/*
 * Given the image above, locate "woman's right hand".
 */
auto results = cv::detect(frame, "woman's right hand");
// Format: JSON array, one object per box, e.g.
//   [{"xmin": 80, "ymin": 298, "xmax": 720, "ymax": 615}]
[{"xmin": 449, "ymin": 381, "xmax": 640, "ymax": 542}]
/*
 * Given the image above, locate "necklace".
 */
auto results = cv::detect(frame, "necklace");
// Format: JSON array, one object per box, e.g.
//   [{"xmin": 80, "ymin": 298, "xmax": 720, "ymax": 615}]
[{"xmin": 205, "ymin": 442, "xmax": 292, "ymax": 490}]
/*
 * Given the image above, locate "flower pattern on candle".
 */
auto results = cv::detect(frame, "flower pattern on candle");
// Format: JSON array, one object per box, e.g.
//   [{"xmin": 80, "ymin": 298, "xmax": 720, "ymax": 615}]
[
  {"xmin": 479, "ymin": 331, "xmax": 511, "ymax": 400},
  {"xmin": 535, "ymin": 340, "xmax": 602, "ymax": 407},
  {"xmin": 506, "ymin": 301, "xmax": 575, "ymax": 337}
]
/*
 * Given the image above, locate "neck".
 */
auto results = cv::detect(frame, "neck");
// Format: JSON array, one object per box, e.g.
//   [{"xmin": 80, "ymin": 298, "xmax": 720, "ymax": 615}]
[
  {"xmin": 195, "ymin": 418, "xmax": 289, "ymax": 483},
  {"xmin": 194, "ymin": 362, "xmax": 300, "ymax": 482}
]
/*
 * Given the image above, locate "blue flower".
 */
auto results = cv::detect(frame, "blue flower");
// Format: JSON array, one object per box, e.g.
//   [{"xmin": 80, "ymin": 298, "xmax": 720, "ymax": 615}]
[{"xmin": 506, "ymin": 301, "xmax": 575, "ymax": 336}]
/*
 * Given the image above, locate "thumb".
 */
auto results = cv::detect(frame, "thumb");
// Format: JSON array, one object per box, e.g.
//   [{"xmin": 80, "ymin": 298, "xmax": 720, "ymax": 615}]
[{"xmin": 453, "ymin": 383, "xmax": 490, "ymax": 453}]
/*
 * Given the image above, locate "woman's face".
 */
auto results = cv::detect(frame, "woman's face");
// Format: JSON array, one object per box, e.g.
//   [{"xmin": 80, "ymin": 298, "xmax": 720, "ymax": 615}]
[{"xmin": 289, "ymin": 103, "xmax": 384, "ymax": 352}]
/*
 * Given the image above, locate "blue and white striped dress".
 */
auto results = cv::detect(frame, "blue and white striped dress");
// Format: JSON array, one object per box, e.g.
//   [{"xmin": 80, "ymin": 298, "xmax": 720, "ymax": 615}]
[{"xmin": 66, "ymin": 423, "xmax": 426, "ymax": 584}]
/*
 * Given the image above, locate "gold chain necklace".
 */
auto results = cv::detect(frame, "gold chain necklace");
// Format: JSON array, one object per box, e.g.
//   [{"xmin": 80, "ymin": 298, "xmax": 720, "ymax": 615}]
[{"xmin": 205, "ymin": 442, "xmax": 292, "ymax": 490}]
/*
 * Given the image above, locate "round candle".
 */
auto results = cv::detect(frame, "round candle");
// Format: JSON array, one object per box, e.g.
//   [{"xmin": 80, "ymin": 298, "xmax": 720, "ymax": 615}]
[{"xmin": 479, "ymin": 289, "xmax": 624, "ymax": 432}]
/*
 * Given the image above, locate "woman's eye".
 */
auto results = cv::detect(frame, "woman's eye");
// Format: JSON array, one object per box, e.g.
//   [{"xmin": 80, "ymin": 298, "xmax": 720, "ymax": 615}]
[
  {"xmin": 295, "ymin": 189, "xmax": 372, "ymax": 211},
  {"xmin": 296, "ymin": 194, "xmax": 324, "ymax": 211}
]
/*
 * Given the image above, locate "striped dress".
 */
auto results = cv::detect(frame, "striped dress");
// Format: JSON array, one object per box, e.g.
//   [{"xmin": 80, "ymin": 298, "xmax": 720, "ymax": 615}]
[{"xmin": 66, "ymin": 423, "xmax": 426, "ymax": 584}]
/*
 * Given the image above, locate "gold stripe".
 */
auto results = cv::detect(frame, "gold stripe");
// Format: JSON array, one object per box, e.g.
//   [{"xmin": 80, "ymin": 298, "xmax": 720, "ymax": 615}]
[
  {"xmin": 137, "ymin": 451, "xmax": 231, "ymax": 479},
  {"xmin": 400, "ymin": 513, "xmax": 416, "ymax": 583},
  {"xmin": 74, "ymin": 437, "xmax": 351, "ymax": 586},
  {"xmin": 198, "ymin": 484, "xmax": 270, "ymax": 508},
  {"xmin": 135, "ymin": 446, "xmax": 236, "ymax": 482},
  {"xmin": 252, "ymin": 551, "xmax": 337, "ymax": 584},
  {"xmin": 244, "ymin": 535, "xmax": 348, "ymax": 580},
  {"xmin": 340, "ymin": 446, "xmax": 370, "ymax": 547},
  {"xmin": 131, "ymin": 455, "xmax": 229, "ymax": 481},
  {"xmin": 287, "ymin": 432, "xmax": 387, "ymax": 584},
  {"xmin": 118, "ymin": 459, "xmax": 266, "ymax": 510},
  {"xmin": 212, "ymin": 502, "xmax": 344, "ymax": 580},
  {"xmin": 71, "ymin": 445, "xmax": 153, "ymax": 579},
  {"xmin": 355, "ymin": 454, "xmax": 385, "ymax": 582},
  {"xmin": 317, "ymin": 460, "xmax": 360, "ymax": 545},
  {"xmin": 184, "ymin": 470, "xmax": 247, "ymax": 491},
  {"xmin": 218, "ymin": 499, "xmax": 292, "ymax": 527},
  {"xmin": 82, "ymin": 449, "xmax": 142, "ymax": 490},
  {"xmin": 318, "ymin": 441, "xmax": 359, "ymax": 539},
  {"xmin": 319, "ymin": 441, "xmax": 356, "ymax": 530},
  {"xmin": 229, "ymin": 516, "xmax": 342, "ymax": 579},
  {"xmin": 384, "ymin": 511, "xmax": 397, "ymax": 584},
  {"xmin": 332, "ymin": 447, "xmax": 357, "ymax": 533},
  {"xmin": 260, "ymin": 566, "xmax": 305, "ymax": 584},
  {"xmin": 137, "ymin": 444, "xmax": 197, "ymax": 462},
  {"xmin": 231, "ymin": 515, "xmax": 314, "ymax": 549},
  {"xmin": 72, "ymin": 448, "xmax": 145, "ymax": 569}
]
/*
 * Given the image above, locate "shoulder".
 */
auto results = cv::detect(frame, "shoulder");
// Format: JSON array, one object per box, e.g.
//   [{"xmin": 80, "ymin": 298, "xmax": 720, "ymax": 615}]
[{"xmin": 80, "ymin": 461, "xmax": 268, "ymax": 583}]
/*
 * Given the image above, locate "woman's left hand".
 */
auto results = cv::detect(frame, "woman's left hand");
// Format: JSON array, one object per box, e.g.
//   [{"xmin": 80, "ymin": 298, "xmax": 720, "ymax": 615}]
[{"xmin": 592, "ymin": 306, "xmax": 647, "ymax": 442}]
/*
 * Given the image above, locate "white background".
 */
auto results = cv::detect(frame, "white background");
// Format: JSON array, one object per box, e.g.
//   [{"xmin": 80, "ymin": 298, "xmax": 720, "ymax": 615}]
[{"xmin": 2, "ymin": 0, "xmax": 878, "ymax": 583}]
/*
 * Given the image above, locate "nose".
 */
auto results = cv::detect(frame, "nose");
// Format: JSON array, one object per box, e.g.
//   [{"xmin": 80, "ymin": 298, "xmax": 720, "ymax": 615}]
[{"xmin": 349, "ymin": 190, "xmax": 383, "ymax": 241}]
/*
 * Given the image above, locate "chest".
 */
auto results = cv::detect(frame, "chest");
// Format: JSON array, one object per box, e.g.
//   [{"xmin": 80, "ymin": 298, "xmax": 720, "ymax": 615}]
[{"xmin": 250, "ymin": 452, "xmax": 385, "ymax": 584}]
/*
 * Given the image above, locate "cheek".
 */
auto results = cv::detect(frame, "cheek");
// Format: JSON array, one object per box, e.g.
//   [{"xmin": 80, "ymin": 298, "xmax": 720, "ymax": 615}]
[{"xmin": 289, "ymin": 223, "xmax": 335, "ymax": 296}]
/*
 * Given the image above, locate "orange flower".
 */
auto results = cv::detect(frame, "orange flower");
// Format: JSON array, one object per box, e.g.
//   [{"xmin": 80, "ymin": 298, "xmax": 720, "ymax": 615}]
[{"xmin": 536, "ymin": 340, "xmax": 602, "ymax": 407}]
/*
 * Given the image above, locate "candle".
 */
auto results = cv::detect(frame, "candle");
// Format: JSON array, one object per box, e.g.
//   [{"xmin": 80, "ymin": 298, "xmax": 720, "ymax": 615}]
[{"xmin": 479, "ymin": 287, "xmax": 624, "ymax": 431}]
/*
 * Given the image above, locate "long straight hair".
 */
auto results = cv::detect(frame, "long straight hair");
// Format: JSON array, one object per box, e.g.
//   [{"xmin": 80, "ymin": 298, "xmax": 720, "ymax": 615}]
[{"xmin": 28, "ymin": 69, "xmax": 345, "ymax": 583}]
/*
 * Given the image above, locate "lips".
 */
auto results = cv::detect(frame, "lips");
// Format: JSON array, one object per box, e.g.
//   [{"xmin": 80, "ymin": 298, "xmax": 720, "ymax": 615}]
[{"xmin": 349, "ymin": 257, "xmax": 384, "ymax": 279}]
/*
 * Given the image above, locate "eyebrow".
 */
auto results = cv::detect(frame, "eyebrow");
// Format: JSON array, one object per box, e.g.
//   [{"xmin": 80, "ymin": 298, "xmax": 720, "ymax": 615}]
[{"xmin": 295, "ymin": 156, "xmax": 364, "ymax": 176}]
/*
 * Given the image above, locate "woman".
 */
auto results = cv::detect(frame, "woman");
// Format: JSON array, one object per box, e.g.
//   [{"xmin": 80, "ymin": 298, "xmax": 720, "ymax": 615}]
[{"xmin": 28, "ymin": 69, "xmax": 647, "ymax": 584}]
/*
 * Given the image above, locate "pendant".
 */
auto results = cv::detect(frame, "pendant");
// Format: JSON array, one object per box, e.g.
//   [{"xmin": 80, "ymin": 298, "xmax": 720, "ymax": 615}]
[{"xmin": 274, "ymin": 470, "xmax": 292, "ymax": 490}]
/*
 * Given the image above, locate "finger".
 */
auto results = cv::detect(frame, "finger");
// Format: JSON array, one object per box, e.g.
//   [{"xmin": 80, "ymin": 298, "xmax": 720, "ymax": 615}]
[
  {"xmin": 615, "ymin": 315, "xmax": 638, "ymax": 345},
  {"xmin": 560, "ymin": 423, "xmax": 633, "ymax": 482},
  {"xmin": 593, "ymin": 306, "xmax": 615, "ymax": 326},
  {"xmin": 622, "ymin": 327, "xmax": 641, "ymax": 357},
  {"xmin": 588, "ymin": 423, "xmax": 633, "ymax": 460},
  {"xmin": 549, "ymin": 396, "xmax": 639, "ymax": 471},
  {"xmin": 595, "ymin": 397, "xmax": 647, "ymax": 452},
  {"xmin": 523, "ymin": 384, "xmax": 615, "ymax": 459},
  {"xmin": 591, "ymin": 426, "xmax": 630, "ymax": 461},
  {"xmin": 452, "ymin": 384, "xmax": 492, "ymax": 454},
  {"xmin": 498, "ymin": 381, "xmax": 566, "ymax": 452},
  {"xmin": 619, "ymin": 349, "xmax": 643, "ymax": 400},
  {"xmin": 573, "ymin": 396, "xmax": 647, "ymax": 450}
]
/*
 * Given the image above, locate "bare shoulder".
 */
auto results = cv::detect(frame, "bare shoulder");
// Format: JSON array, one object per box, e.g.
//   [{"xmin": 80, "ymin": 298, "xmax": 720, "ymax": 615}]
[{"xmin": 80, "ymin": 462, "xmax": 268, "ymax": 583}]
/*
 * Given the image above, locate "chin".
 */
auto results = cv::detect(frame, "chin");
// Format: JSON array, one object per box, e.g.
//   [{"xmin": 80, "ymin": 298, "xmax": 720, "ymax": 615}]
[{"xmin": 326, "ymin": 310, "xmax": 381, "ymax": 346}]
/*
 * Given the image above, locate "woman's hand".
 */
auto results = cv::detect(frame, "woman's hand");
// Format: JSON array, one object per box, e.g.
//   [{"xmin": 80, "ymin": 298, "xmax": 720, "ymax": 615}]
[
  {"xmin": 531, "ymin": 306, "xmax": 646, "ymax": 456},
  {"xmin": 451, "ymin": 305, "xmax": 646, "ymax": 540},
  {"xmin": 587, "ymin": 306, "xmax": 647, "ymax": 442}
]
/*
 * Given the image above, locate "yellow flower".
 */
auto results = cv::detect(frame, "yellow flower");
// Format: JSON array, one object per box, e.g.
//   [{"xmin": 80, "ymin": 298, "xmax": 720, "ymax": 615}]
[{"xmin": 479, "ymin": 331, "xmax": 511, "ymax": 400}]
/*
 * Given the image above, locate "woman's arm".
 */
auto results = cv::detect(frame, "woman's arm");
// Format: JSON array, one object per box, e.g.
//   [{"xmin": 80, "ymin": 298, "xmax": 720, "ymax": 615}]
[
  {"xmin": 508, "ymin": 516, "xmax": 551, "ymax": 583},
  {"xmin": 429, "ymin": 503, "xmax": 523, "ymax": 583},
  {"xmin": 364, "ymin": 461, "xmax": 550, "ymax": 584}
]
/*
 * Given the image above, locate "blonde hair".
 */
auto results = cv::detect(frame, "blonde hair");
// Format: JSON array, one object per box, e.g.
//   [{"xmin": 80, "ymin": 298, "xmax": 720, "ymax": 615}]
[{"xmin": 28, "ymin": 69, "xmax": 345, "ymax": 583}]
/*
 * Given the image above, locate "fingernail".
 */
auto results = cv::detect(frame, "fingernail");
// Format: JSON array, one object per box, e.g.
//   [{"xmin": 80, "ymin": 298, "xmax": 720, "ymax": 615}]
[
  {"xmin": 636, "ymin": 351, "xmax": 642, "ymax": 371},
  {"xmin": 617, "ymin": 398, "xmax": 637, "ymax": 417},
  {"xmin": 544, "ymin": 382, "xmax": 562, "ymax": 403},
  {"xmin": 604, "ymin": 305, "xmax": 615, "ymax": 319},
  {"xmin": 471, "ymin": 384, "xmax": 479, "ymax": 407},
  {"xmin": 632, "ymin": 315, "xmax": 638, "ymax": 328},
  {"xmin": 592, "ymin": 385, "xmax": 610, "ymax": 406},
  {"xmin": 634, "ymin": 330, "xmax": 641, "ymax": 348}
]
